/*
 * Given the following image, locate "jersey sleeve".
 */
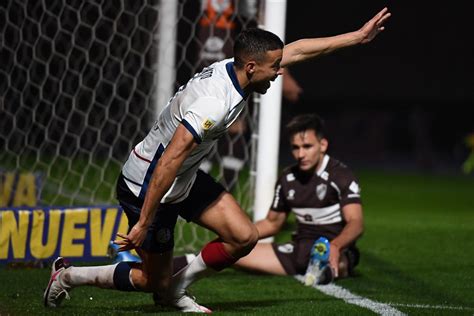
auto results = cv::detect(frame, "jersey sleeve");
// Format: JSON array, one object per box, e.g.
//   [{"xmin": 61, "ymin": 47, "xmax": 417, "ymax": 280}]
[
  {"xmin": 270, "ymin": 176, "xmax": 290, "ymax": 213},
  {"xmin": 181, "ymin": 97, "xmax": 226, "ymax": 143},
  {"xmin": 332, "ymin": 167, "xmax": 362, "ymax": 207}
]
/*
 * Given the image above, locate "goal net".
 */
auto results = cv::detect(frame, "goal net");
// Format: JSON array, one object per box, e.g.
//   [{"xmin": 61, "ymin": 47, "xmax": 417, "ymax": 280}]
[{"xmin": 0, "ymin": 0, "xmax": 261, "ymax": 254}]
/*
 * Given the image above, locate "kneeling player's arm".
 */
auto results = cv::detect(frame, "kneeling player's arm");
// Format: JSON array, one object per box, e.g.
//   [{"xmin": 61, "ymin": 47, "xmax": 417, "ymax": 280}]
[
  {"xmin": 255, "ymin": 210, "xmax": 287, "ymax": 239},
  {"xmin": 331, "ymin": 203, "xmax": 364, "ymax": 250}
]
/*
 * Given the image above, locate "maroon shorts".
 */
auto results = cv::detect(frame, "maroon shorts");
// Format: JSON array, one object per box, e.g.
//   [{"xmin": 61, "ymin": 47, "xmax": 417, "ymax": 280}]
[{"xmin": 272, "ymin": 239, "xmax": 360, "ymax": 275}]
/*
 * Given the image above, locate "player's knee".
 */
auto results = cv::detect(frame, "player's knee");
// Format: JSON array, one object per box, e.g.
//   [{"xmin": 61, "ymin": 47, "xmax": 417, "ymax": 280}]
[
  {"xmin": 337, "ymin": 253, "xmax": 350, "ymax": 279},
  {"xmin": 338, "ymin": 261, "xmax": 349, "ymax": 278},
  {"xmin": 233, "ymin": 224, "xmax": 259, "ymax": 256}
]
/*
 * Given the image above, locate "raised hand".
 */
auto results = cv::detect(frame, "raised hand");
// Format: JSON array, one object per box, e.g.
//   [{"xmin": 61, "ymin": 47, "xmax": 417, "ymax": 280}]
[{"xmin": 359, "ymin": 7, "xmax": 392, "ymax": 44}]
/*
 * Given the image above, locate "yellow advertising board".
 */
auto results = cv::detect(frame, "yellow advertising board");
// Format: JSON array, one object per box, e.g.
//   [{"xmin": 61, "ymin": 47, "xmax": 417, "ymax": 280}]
[{"xmin": 0, "ymin": 206, "xmax": 129, "ymax": 262}]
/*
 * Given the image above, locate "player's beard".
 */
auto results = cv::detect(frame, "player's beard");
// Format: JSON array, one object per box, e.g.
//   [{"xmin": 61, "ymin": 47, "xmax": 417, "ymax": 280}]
[{"xmin": 254, "ymin": 80, "xmax": 271, "ymax": 94}]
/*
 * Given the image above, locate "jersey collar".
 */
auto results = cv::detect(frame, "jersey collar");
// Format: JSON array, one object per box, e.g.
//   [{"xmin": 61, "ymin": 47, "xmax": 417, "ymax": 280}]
[
  {"xmin": 316, "ymin": 154, "xmax": 330, "ymax": 176},
  {"xmin": 225, "ymin": 62, "xmax": 245, "ymax": 98}
]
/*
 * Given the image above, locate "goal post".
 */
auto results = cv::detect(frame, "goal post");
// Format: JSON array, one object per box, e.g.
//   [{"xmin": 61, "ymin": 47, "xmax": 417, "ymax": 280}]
[
  {"xmin": 155, "ymin": 0, "xmax": 177, "ymax": 116},
  {"xmin": 253, "ymin": 0, "xmax": 287, "ymax": 225}
]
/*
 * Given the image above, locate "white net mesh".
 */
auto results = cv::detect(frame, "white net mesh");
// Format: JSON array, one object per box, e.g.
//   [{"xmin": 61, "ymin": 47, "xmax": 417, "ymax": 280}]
[{"xmin": 0, "ymin": 0, "xmax": 260, "ymax": 253}]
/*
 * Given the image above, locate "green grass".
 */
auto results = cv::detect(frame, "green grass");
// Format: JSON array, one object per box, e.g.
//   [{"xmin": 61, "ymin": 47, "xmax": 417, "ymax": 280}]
[
  {"xmin": 1, "ymin": 170, "xmax": 474, "ymax": 315},
  {"xmin": 353, "ymin": 170, "xmax": 474, "ymax": 313}
]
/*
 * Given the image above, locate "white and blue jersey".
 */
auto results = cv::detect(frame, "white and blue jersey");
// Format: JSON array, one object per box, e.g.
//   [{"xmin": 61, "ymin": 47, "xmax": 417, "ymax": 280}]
[{"xmin": 121, "ymin": 58, "xmax": 247, "ymax": 204}]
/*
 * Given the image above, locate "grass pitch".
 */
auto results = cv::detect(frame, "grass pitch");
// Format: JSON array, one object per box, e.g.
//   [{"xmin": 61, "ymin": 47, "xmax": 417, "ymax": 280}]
[{"xmin": 1, "ymin": 170, "xmax": 473, "ymax": 315}]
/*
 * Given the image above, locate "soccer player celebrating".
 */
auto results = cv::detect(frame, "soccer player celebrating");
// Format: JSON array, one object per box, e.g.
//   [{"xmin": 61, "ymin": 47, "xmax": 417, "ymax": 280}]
[
  {"xmin": 44, "ymin": 8, "xmax": 390, "ymax": 313},
  {"xmin": 235, "ymin": 114, "xmax": 363, "ymax": 283}
]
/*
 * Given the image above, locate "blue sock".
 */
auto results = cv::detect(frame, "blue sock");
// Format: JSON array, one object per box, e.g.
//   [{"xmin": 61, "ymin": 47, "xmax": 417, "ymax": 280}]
[{"xmin": 113, "ymin": 262, "xmax": 136, "ymax": 291}]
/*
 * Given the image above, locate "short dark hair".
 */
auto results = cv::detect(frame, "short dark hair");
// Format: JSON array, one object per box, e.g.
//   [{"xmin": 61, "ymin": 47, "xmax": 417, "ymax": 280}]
[
  {"xmin": 233, "ymin": 28, "xmax": 284, "ymax": 68},
  {"xmin": 285, "ymin": 114, "xmax": 326, "ymax": 140}
]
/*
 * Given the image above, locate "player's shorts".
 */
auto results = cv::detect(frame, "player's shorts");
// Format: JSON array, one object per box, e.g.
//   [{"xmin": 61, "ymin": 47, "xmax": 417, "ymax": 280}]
[
  {"xmin": 116, "ymin": 170, "xmax": 226, "ymax": 253},
  {"xmin": 272, "ymin": 239, "xmax": 360, "ymax": 276}
]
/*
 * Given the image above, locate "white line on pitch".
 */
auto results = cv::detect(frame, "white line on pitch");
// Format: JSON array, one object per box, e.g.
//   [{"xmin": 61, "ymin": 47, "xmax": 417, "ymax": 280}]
[
  {"xmin": 389, "ymin": 303, "xmax": 474, "ymax": 311},
  {"xmin": 316, "ymin": 284, "xmax": 406, "ymax": 316},
  {"xmin": 294, "ymin": 276, "xmax": 405, "ymax": 316}
]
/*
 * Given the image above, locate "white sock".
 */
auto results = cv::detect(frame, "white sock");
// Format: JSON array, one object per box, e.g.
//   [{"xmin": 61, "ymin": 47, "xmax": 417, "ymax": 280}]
[
  {"xmin": 60, "ymin": 264, "xmax": 118, "ymax": 290},
  {"xmin": 170, "ymin": 253, "xmax": 214, "ymax": 298}
]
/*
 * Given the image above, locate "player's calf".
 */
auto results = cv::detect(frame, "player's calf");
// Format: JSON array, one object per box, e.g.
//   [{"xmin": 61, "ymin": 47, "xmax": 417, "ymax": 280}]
[{"xmin": 43, "ymin": 258, "xmax": 144, "ymax": 308}]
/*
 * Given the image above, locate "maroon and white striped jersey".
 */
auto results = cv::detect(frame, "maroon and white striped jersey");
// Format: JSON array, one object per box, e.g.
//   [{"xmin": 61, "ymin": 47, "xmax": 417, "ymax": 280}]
[{"xmin": 271, "ymin": 155, "xmax": 362, "ymax": 240}]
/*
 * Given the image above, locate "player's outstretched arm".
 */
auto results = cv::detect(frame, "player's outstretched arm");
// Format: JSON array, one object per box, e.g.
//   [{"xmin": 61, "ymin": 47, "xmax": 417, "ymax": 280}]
[{"xmin": 281, "ymin": 7, "xmax": 391, "ymax": 67}]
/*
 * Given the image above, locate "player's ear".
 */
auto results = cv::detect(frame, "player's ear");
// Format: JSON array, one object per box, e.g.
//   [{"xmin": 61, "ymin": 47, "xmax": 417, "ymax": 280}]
[
  {"xmin": 320, "ymin": 138, "xmax": 328, "ymax": 153},
  {"xmin": 245, "ymin": 61, "xmax": 257, "ymax": 76}
]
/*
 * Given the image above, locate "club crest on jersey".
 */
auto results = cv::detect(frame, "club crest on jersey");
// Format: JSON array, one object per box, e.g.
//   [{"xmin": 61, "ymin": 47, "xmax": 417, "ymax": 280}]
[
  {"xmin": 316, "ymin": 183, "xmax": 327, "ymax": 200},
  {"xmin": 202, "ymin": 118, "xmax": 216, "ymax": 130}
]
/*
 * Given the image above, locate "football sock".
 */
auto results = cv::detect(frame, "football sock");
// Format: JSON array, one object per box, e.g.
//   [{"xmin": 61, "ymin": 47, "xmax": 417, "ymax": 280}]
[
  {"xmin": 170, "ymin": 241, "xmax": 237, "ymax": 297},
  {"xmin": 60, "ymin": 263, "xmax": 120, "ymax": 290},
  {"xmin": 172, "ymin": 253, "xmax": 196, "ymax": 275},
  {"xmin": 113, "ymin": 262, "xmax": 136, "ymax": 291},
  {"xmin": 201, "ymin": 240, "xmax": 237, "ymax": 271}
]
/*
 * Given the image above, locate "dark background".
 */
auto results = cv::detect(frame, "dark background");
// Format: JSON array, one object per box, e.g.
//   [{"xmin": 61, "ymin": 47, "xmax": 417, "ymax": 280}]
[
  {"xmin": 285, "ymin": 1, "xmax": 473, "ymax": 103},
  {"xmin": 279, "ymin": 1, "xmax": 473, "ymax": 171},
  {"xmin": 1, "ymin": 0, "xmax": 472, "ymax": 173}
]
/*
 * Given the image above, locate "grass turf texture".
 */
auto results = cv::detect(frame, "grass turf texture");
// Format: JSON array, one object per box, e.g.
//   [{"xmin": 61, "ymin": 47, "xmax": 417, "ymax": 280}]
[{"xmin": 1, "ymin": 170, "xmax": 473, "ymax": 315}]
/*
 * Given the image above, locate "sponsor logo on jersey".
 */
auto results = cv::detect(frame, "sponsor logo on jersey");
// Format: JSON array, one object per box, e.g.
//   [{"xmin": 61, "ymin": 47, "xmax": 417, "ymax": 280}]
[
  {"xmin": 272, "ymin": 184, "xmax": 281, "ymax": 209},
  {"xmin": 286, "ymin": 173, "xmax": 295, "ymax": 182},
  {"xmin": 316, "ymin": 183, "xmax": 327, "ymax": 200},
  {"xmin": 277, "ymin": 243, "xmax": 294, "ymax": 254},
  {"xmin": 348, "ymin": 181, "xmax": 361, "ymax": 198},
  {"xmin": 287, "ymin": 189, "xmax": 295, "ymax": 200},
  {"xmin": 202, "ymin": 118, "xmax": 216, "ymax": 130},
  {"xmin": 321, "ymin": 171, "xmax": 329, "ymax": 181},
  {"xmin": 349, "ymin": 181, "xmax": 360, "ymax": 194}
]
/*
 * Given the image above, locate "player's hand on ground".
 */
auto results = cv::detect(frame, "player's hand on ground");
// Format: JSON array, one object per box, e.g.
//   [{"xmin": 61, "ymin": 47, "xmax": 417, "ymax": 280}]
[
  {"xmin": 329, "ymin": 243, "xmax": 341, "ymax": 278},
  {"xmin": 114, "ymin": 223, "xmax": 148, "ymax": 251},
  {"xmin": 358, "ymin": 7, "xmax": 391, "ymax": 44}
]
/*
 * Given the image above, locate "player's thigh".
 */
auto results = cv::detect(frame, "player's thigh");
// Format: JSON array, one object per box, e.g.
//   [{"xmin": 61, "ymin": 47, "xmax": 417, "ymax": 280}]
[
  {"xmin": 117, "ymin": 174, "xmax": 178, "ymax": 254},
  {"xmin": 236, "ymin": 242, "xmax": 287, "ymax": 275},
  {"xmin": 194, "ymin": 191, "xmax": 257, "ymax": 245}
]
